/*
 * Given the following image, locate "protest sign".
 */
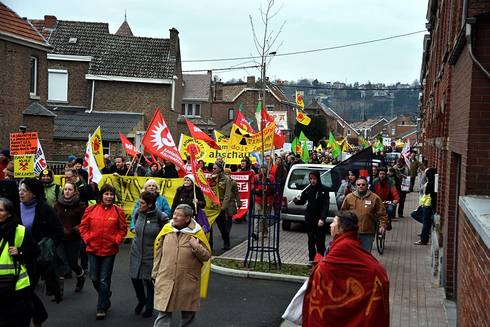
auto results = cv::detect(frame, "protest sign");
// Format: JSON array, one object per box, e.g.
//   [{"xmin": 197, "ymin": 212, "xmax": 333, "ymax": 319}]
[
  {"xmin": 14, "ymin": 154, "xmax": 35, "ymax": 178},
  {"xmin": 10, "ymin": 132, "xmax": 38, "ymax": 155}
]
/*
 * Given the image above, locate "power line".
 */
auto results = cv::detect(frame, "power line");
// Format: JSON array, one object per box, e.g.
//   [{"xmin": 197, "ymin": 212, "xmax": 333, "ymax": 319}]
[
  {"xmin": 182, "ymin": 65, "xmax": 260, "ymax": 73},
  {"xmin": 276, "ymin": 84, "xmax": 421, "ymax": 91},
  {"xmin": 182, "ymin": 30, "xmax": 426, "ymax": 63}
]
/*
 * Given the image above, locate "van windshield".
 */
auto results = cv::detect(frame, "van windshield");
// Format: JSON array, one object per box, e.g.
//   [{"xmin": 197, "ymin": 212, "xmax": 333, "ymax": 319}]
[{"xmin": 288, "ymin": 169, "xmax": 333, "ymax": 190}]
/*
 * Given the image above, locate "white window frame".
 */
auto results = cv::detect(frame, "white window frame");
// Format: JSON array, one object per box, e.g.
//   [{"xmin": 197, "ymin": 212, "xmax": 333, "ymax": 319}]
[
  {"xmin": 181, "ymin": 103, "xmax": 201, "ymax": 117},
  {"xmin": 30, "ymin": 56, "xmax": 38, "ymax": 97},
  {"xmin": 48, "ymin": 69, "xmax": 69, "ymax": 102},
  {"xmin": 228, "ymin": 108, "xmax": 234, "ymax": 120},
  {"xmin": 346, "ymin": 129, "xmax": 351, "ymax": 136}
]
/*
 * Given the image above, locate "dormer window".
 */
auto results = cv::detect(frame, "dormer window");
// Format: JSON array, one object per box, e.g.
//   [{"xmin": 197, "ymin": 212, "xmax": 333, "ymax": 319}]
[{"xmin": 68, "ymin": 37, "xmax": 77, "ymax": 44}]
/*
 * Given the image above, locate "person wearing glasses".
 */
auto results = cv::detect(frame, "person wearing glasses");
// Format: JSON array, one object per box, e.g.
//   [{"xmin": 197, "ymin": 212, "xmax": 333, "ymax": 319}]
[{"xmin": 340, "ymin": 176, "xmax": 388, "ymax": 251}]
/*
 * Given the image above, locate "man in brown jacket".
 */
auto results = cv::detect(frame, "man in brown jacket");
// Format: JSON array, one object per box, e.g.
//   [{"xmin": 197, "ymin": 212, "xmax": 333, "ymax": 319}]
[
  {"xmin": 152, "ymin": 204, "xmax": 211, "ymax": 326},
  {"xmin": 341, "ymin": 176, "xmax": 388, "ymax": 251}
]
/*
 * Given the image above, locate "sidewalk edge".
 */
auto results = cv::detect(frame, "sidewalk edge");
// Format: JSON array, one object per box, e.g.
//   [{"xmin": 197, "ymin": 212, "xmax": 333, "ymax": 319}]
[{"xmin": 211, "ymin": 264, "xmax": 307, "ymax": 283}]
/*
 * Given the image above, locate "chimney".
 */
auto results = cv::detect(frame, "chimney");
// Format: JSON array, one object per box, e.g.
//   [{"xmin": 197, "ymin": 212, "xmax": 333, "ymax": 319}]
[
  {"xmin": 169, "ymin": 27, "xmax": 179, "ymax": 43},
  {"xmin": 246, "ymin": 76, "xmax": 255, "ymax": 88},
  {"xmin": 214, "ymin": 82, "xmax": 223, "ymax": 101},
  {"xmin": 44, "ymin": 15, "xmax": 58, "ymax": 29}
]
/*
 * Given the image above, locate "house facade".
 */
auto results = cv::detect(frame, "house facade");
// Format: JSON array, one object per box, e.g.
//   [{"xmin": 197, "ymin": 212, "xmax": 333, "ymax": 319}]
[
  {"xmin": 351, "ymin": 118, "xmax": 388, "ymax": 139},
  {"xmin": 419, "ymin": 0, "xmax": 490, "ymax": 325},
  {"xmin": 30, "ymin": 15, "xmax": 183, "ymax": 160},
  {"xmin": 384, "ymin": 115, "xmax": 418, "ymax": 139},
  {"xmin": 0, "ymin": 3, "xmax": 54, "ymax": 155},
  {"xmin": 211, "ymin": 76, "xmax": 295, "ymax": 138}
]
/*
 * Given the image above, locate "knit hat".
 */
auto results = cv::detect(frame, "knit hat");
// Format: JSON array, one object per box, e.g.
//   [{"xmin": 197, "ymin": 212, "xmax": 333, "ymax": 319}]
[
  {"xmin": 75, "ymin": 158, "xmax": 84, "ymax": 165},
  {"xmin": 184, "ymin": 174, "xmax": 195, "ymax": 183},
  {"xmin": 67, "ymin": 155, "xmax": 77, "ymax": 162},
  {"xmin": 39, "ymin": 169, "xmax": 54, "ymax": 179},
  {"xmin": 1, "ymin": 149, "xmax": 11, "ymax": 159}
]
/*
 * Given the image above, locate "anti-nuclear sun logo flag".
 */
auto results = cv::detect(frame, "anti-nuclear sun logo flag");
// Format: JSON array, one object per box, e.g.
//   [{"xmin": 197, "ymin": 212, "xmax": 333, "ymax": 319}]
[{"xmin": 142, "ymin": 108, "xmax": 185, "ymax": 171}]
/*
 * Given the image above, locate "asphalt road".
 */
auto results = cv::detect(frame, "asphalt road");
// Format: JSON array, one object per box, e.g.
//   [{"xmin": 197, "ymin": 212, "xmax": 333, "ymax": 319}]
[{"xmin": 40, "ymin": 220, "xmax": 302, "ymax": 327}]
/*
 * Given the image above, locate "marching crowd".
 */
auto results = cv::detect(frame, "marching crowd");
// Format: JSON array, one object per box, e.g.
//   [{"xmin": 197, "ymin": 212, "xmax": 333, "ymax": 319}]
[{"xmin": 0, "ymin": 145, "xmax": 437, "ymax": 327}]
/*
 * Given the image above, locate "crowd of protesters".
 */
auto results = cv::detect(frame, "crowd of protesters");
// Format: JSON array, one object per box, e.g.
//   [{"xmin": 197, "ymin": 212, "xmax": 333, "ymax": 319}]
[{"xmin": 0, "ymin": 142, "xmax": 435, "ymax": 326}]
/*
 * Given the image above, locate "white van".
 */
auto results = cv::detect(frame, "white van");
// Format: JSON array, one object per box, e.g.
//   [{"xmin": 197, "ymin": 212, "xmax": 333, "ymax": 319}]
[{"xmin": 281, "ymin": 164, "xmax": 338, "ymax": 230}]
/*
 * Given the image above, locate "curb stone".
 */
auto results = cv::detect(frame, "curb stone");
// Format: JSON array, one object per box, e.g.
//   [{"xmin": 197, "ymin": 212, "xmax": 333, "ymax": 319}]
[{"xmin": 211, "ymin": 263, "xmax": 307, "ymax": 283}]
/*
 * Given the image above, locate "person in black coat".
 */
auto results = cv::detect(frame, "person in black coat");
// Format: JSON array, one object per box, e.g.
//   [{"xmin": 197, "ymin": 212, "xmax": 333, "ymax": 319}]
[
  {"xmin": 19, "ymin": 178, "xmax": 63, "ymax": 325},
  {"xmin": 0, "ymin": 196, "xmax": 39, "ymax": 327},
  {"xmin": 161, "ymin": 161, "xmax": 179, "ymax": 178},
  {"xmin": 293, "ymin": 170, "xmax": 330, "ymax": 263},
  {"xmin": 171, "ymin": 175, "xmax": 206, "ymax": 216}
]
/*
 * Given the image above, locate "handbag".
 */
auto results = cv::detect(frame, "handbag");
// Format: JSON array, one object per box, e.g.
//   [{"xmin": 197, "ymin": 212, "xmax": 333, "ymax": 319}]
[
  {"xmin": 282, "ymin": 279, "xmax": 308, "ymax": 325},
  {"xmin": 0, "ymin": 238, "xmax": 19, "ymax": 300},
  {"xmin": 37, "ymin": 237, "xmax": 56, "ymax": 266},
  {"xmin": 401, "ymin": 176, "xmax": 411, "ymax": 192}
]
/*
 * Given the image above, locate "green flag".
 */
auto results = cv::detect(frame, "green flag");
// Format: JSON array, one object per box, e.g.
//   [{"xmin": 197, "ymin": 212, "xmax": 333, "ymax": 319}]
[
  {"xmin": 373, "ymin": 134, "xmax": 384, "ymax": 152},
  {"xmin": 329, "ymin": 132, "xmax": 341, "ymax": 159},
  {"xmin": 291, "ymin": 137, "xmax": 300, "ymax": 154},
  {"xmin": 239, "ymin": 103, "xmax": 244, "ymax": 112},
  {"xmin": 299, "ymin": 131, "xmax": 309, "ymax": 142},
  {"xmin": 301, "ymin": 140, "xmax": 310, "ymax": 163},
  {"xmin": 255, "ymin": 100, "xmax": 262, "ymax": 131}
]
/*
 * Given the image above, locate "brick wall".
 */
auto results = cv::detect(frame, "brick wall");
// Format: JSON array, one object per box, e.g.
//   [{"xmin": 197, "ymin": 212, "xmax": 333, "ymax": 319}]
[
  {"xmin": 52, "ymin": 139, "xmax": 86, "ymax": 162},
  {"xmin": 456, "ymin": 210, "xmax": 490, "ymax": 326},
  {"xmin": 0, "ymin": 40, "xmax": 48, "ymax": 146},
  {"xmin": 47, "ymin": 59, "xmax": 90, "ymax": 107},
  {"xmin": 23, "ymin": 115, "xmax": 55, "ymax": 159}
]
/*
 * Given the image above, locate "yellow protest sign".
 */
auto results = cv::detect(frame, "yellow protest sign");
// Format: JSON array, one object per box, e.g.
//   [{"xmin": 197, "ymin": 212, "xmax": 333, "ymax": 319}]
[
  {"xmin": 228, "ymin": 123, "xmax": 275, "ymax": 153},
  {"xmin": 14, "ymin": 155, "xmax": 35, "ymax": 178},
  {"xmin": 178, "ymin": 134, "xmax": 255, "ymax": 165},
  {"xmin": 214, "ymin": 130, "xmax": 229, "ymax": 145},
  {"xmin": 53, "ymin": 175, "xmax": 221, "ymax": 237}
]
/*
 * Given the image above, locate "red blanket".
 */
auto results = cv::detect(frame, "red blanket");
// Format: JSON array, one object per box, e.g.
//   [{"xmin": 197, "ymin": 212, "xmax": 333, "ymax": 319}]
[{"xmin": 302, "ymin": 232, "xmax": 389, "ymax": 327}]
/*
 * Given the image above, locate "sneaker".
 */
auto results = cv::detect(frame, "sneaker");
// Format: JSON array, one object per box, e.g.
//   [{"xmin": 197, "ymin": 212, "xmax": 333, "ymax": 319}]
[
  {"xmin": 414, "ymin": 240, "xmax": 428, "ymax": 245},
  {"xmin": 134, "ymin": 302, "xmax": 145, "ymax": 315},
  {"xmin": 96, "ymin": 310, "xmax": 106, "ymax": 320},
  {"xmin": 75, "ymin": 272, "xmax": 86, "ymax": 292}
]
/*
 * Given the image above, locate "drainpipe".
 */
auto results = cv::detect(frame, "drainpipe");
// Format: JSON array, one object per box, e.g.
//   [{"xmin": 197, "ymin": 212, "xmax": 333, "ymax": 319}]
[
  {"xmin": 171, "ymin": 75, "xmax": 178, "ymax": 111},
  {"xmin": 466, "ymin": 20, "xmax": 490, "ymax": 80},
  {"xmin": 89, "ymin": 80, "xmax": 95, "ymax": 113}
]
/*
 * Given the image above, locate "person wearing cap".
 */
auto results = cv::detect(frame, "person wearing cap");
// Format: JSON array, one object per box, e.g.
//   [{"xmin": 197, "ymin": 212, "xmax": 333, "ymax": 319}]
[
  {"xmin": 39, "ymin": 169, "xmax": 61, "ymax": 207},
  {"xmin": 67, "ymin": 155, "xmax": 77, "ymax": 165},
  {"xmin": 293, "ymin": 170, "xmax": 330, "ymax": 264},
  {"xmin": 171, "ymin": 175, "xmax": 206, "ymax": 216},
  {"xmin": 302, "ymin": 211, "xmax": 389, "ymax": 326}
]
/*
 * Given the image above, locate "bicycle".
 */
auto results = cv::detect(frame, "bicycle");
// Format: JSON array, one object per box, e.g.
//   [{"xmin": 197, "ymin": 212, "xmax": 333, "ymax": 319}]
[{"xmin": 374, "ymin": 219, "xmax": 385, "ymax": 255}]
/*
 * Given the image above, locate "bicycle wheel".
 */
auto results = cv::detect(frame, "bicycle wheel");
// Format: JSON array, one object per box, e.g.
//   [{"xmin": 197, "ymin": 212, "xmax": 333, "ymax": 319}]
[{"xmin": 376, "ymin": 230, "xmax": 385, "ymax": 255}]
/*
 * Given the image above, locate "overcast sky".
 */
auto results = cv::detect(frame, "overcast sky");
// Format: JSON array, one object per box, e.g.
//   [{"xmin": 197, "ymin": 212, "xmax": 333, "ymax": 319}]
[{"xmin": 7, "ymin": 0, "xmax": 428, "ymax": 84}]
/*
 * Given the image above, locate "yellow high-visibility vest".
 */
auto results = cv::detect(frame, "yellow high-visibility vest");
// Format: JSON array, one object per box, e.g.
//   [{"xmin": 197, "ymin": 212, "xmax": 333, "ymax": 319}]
[{"xmin": 0, "ymin": 225, "xmax": 30, "ymax": 291}]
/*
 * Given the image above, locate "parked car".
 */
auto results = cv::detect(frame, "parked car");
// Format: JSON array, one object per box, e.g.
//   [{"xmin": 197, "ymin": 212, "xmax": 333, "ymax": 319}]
[
  {"xmin": 385, "ymin": 152, "xmax": 401, "ymax": 166},
  {"xmin": 281, "ymin": 164, "xmax": 338, "ymax": 230}
]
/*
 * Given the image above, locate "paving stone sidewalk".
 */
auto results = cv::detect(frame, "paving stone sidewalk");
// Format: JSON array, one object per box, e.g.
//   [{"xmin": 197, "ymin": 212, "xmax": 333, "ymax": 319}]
[{"xmin": 221, "ymin": 191, "xmax": 449, "ymax": 327}]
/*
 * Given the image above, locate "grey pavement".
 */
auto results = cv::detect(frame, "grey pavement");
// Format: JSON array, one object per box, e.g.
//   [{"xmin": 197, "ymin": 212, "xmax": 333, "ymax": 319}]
[{"xmin": 220, "ymin": 191, "xmax": 449, "ymax": 327}]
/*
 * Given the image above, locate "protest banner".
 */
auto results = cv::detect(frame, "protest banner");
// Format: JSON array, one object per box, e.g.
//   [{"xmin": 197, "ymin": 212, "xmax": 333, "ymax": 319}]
[
  {"xmin": 228, "ymin": 123, "xmax": 275, "ymax": 153},
  {"xmin": 10, "ymin": 132, "xmax": 38, "ymax": 155},
  {"xmin": 14, "ymin": 154, "xmax": 35, "ymax": 178},
  {"xmin": 53, "ymin": 175, "xmax": 221, "ymax": 237},
  {"xmin": 230, "ymin": 171, "xmax": 252, "ymax": 220}
]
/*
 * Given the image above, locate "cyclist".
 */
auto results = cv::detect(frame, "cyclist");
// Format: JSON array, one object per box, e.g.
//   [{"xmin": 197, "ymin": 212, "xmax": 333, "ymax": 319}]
[
  {"xmin": 341, "ymin": 176, "xmax": 388, "ymax": 252},
  {"xmin": 370, "ymin": 167, "xmax": 399, "ymax": 231}
]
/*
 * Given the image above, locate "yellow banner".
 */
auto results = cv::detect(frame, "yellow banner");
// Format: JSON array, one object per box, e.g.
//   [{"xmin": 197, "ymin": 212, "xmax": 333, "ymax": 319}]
[
  {"xmin": 178, "ymin": 134, "xmax": 255, "ymax": 165},
  {"xmin": 214, "ymin": 130, "xmax": 229, "ymax": 145},
  {"xmin": 90, "ymin": 126, "xmax": 104, "ymax": 169},
  {"xmin": 228, "ymin": 123, "xmax": 275, "ymax": 153},
  {"xmin": 14, "ymin": 154, "xmax": 35, "ymax": 178},
  {"xmin": 53, "ymin": 175, "xmax": 221, "ymax": 236}
]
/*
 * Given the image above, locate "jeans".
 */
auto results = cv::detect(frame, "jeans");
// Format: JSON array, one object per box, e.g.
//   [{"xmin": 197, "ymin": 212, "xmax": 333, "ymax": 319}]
[
  {"xmin": 57, "ymin": 239, "xmax": 83, "ymax": 276},
  {"xmin": 398, "ymin": 191, "xmax": 407, "ymax": 216},
  {"xmin": 420, "ymin": 207, "xmax": 433, "ymax": 244},
  {"xmin": 359, "ymin": 234, "xmax": 375, "ymax": 252},
  {"xmin": 215, "ymin": 210, "xmax": 232, "ymax": 247},
  {"xmin": 132, "ymin": 278, "xmax": 154, "ymax": 311},
  {"xmin": 153, "ymin": 311, "xmax": 196, "ymax": 327},
  {"xmin": 385, "ymin": 203, "xmax": 396, "ymax": 225},
  {"xmin": 305, "ymin": 219, "xmax": 327, "ymax": 261},
  {"xmin": 80, "ymin": 240, "xmax": 88, "ymax": 271},
  {"xmin": 88, "ymin": 254, "xmax": 115, "ymax": 311}
]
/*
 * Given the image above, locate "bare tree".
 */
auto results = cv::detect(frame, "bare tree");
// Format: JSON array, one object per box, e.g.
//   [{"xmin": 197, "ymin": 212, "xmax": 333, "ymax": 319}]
[{"xmin": 249, "ymin": 0, "xmax": 286, "ymax": 106}]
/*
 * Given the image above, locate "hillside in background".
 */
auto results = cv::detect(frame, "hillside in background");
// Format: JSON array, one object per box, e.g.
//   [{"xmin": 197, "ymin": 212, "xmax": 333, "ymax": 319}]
[{"xmin": 275, "ymin": 79, "xmax": 421, "ymax": 122}]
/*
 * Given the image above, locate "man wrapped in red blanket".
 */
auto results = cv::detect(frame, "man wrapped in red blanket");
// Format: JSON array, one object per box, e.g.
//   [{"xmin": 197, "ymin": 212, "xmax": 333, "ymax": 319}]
[{"xmin": 302, "ymin": 211, "xmax": 389, "ymax": 327}]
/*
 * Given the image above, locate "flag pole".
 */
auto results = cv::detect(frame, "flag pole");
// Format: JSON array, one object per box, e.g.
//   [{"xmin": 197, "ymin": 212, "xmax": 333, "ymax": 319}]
[{"xmin": 125, "ymin": 141, "xmax": 143, "ymax": 176}]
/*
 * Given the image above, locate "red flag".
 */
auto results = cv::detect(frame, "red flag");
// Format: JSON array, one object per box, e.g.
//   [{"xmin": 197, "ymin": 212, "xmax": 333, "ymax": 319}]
[
  {"xmin": 185, "ymin": 119, "xmax": 220, "ymax": 150},
  {"xmin": 187, "ymin": 143, "xmax": 220, "ymax": 206},
  {"xmin": 261, "ymin": 108, "xmax": 285, "ymax": 148},
  {"xmin": 234, "ymin": 111, "xmax": 255, "ymax": 133},
  {"xmin": 119, "ymin": 132, "xmax": 139, "ymax": 157},
  {"xmin": 141, "ymin": 108, "xmax": 186, "ymax": 171}
]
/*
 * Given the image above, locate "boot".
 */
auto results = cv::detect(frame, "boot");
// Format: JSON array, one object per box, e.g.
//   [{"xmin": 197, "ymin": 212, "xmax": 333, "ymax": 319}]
[{"xmin": 75, "ymin": 271, "xmax": 86, "ymax": 292}]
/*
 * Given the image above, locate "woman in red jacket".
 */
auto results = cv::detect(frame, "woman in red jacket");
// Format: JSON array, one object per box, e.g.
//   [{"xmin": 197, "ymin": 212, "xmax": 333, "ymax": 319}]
[{"xmin": 79, "ymin": 184, "xmax": 127, "ymax": 320}]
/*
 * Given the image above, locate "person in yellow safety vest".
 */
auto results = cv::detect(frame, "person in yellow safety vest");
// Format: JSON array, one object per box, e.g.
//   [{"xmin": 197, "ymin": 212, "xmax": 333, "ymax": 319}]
[{"xmin": 0, "ymin": 197, "xmax": 39, "ymax": 327}]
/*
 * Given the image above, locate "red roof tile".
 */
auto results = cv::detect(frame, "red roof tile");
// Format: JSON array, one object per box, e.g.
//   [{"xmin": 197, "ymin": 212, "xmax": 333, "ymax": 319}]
[{"xmin": 0, "ymin": 3, "xmax": 48, "ymax": 47}]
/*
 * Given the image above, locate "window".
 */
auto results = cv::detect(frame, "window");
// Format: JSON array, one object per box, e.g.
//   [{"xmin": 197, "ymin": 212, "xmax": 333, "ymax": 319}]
[
  {"xmin": 181, "ymin": 103, "xmax": 201, "ymax": 117},
  {"xmin": 103, "ymin": 141, "xmax": 110, "ymax": 157},
  {"xmin": 346, "ymin": 129, "xmax": 351, "ymax": 136},
  {"xmin": 288, "ymin": 168, "xmax": 333, "ymax": 190},
  {"xmin": 391, "ymin": 127, "xmax": 396, "ymax": 136},
  {"xmin": 30, "ymin": 56, "xmax": 38, "ymax": 96},
  {"xmin": 48, "ymin": 69, "xmax": 68, "ymax": 101},
  {"xmin": 228, "ymin": 108, "xmax": 234, "ymax": 120}
]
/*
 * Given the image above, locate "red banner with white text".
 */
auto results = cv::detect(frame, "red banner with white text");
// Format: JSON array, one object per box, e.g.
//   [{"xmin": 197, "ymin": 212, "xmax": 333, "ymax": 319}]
[{"xmin": 230, "ymin": 171, "xmax": 253, "ymax": 220}]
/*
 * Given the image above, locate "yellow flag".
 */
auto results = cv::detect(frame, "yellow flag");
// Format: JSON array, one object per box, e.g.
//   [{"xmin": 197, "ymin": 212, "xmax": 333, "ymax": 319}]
[
  {"xmin": 90, "ymin": 126, "xmax": 104, "ymax": 169},
  {"xmin": 228, "ymin": 123, "xmax": 274, "ymax": 153},
  {"xmin": 214, "ymin": 130, "xmax": 229, "ymax": 146},
  {"xmin": 295, "ymin": 90, "xmax": 305, "ymax": 109},
  {"xmin": 296, "ymin": 110, "xmax": 311, "ymax": 125}
]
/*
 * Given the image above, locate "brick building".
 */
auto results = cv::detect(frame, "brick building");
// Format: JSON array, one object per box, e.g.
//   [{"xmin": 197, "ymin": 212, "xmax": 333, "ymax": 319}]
[
  {"xmin": 384, "ymin": 115, "xmax": 418, "ymax": 139},
  {"xmin": 419, "ymin": 0, "xmax": 490, "ymax": 325},
  {"xmin": 0, "ymin": 3, "xmax": 53, "ymax": 154},
  {"xmin": 29, "ymin": 15, "xmax": 183, "ymax": 160},
  {"xmin": 350, "ymin": 117, "xmax": 388, "ymax": 139},
  {"xmin": 211, "ymin": 76, "xmax": 295, "ymax": 138}
]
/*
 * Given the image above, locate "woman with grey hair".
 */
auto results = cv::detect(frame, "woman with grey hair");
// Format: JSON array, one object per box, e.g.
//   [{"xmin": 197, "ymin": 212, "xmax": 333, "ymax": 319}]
[{"xmin": 152, "ymin": 204, "xmax": 211, "ymax": 327}]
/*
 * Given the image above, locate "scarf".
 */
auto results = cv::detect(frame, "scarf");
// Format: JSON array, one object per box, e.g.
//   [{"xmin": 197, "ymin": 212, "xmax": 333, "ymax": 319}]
[{"xmin": 57, "ymin": 194, "xmax": 80, "ymax": 207}]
